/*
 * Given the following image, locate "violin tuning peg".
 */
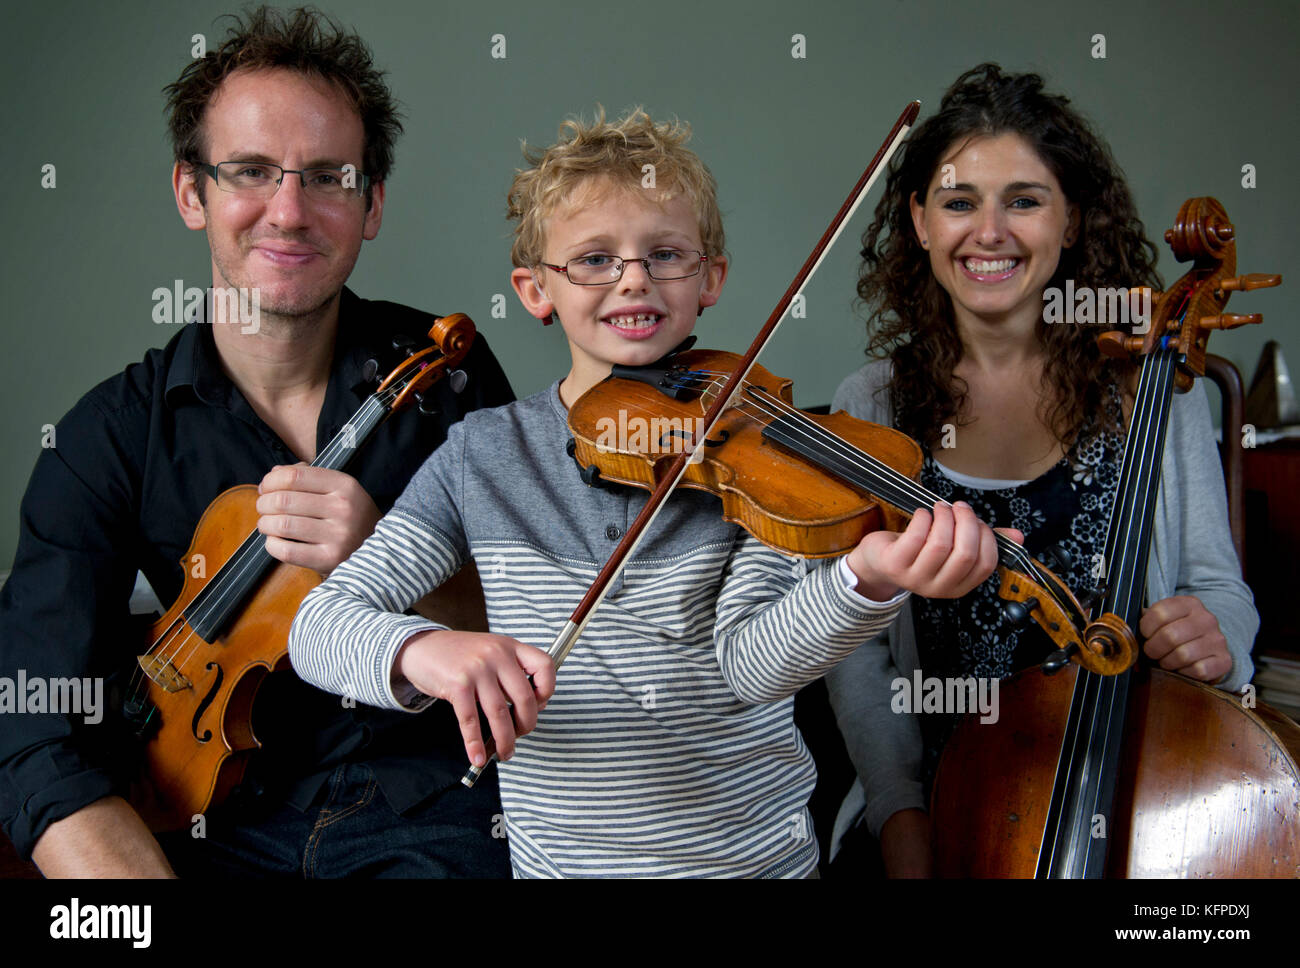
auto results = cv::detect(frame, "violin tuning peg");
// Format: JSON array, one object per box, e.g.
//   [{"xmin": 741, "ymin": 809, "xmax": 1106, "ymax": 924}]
[
  {"xmin": 361, "ymin": 358, "xmax": 380, "ymax": 384},
  {"xmin": 391, "ymin": 334, "xmax": 418, "ymax": 357},
  {"xmin": 1040, "ymin": 643, "xmax": 1077, "ymax": 675},
  {"xmin": 1040, "ymin": 544, "xmax": 1072, "ymax": 573},
  {"xmin": 413, "ymin": 391, "xmax": 439, "ymax": 417},
  {"xmin": 1079, "ymin": 588, "xmax": 1103, "ymax": 617},
  {"xmin": 448, "ymin": 369, "xmax": 468, "ymax": 394},
  {"xmin": 1001, "ymin": 596, "xmax": 1038, "ymax": 629},
  {"xmin": 1219, "ymin": 273, "xmax": 1281, "ymax": 293}
]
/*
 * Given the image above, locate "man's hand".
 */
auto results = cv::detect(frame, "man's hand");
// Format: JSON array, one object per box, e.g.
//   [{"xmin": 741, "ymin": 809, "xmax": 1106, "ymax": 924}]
[
  {"xmin": 1140, "ymin": 595, "xmax": 1231, "ymax": 683},
  {"xmin": 879, "ymin": 808, "xmax": 933, "ymax": 878},
  {"xmin": 256, "ymin": 464, "xmax": 381, "ymax": 574},
  {"xmin": 395, "ymin": 630, "xmax": 556, "ymax": 767},
  {"xmin": 845, "ymin": 502, "xmax": 1016, "ymax": 601}
]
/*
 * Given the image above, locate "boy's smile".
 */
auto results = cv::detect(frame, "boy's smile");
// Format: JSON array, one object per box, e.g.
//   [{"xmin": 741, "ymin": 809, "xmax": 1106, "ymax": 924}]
[{"xmin": 512, "ymin": 178, "xmax": 727, "ymax": 406}]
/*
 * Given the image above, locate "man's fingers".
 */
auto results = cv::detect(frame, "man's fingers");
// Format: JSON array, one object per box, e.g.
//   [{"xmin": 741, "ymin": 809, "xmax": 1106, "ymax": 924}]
[{"xmin": 259, "ymin": 463, "xmax": 343, "ymax": 495}]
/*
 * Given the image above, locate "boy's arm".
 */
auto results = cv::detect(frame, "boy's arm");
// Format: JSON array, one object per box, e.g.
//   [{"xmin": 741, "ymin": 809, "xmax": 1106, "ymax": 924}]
[
  {"xmin": 714, "ymin": 503, "xmax": 1003, "ymax": 704},
  {"xmin": 713, "ymin": 536, "xmax": 906, "ymax": 704},
  {"xmin": 287, "ymin": 425, "xmax": 555, "ymax": 765}
]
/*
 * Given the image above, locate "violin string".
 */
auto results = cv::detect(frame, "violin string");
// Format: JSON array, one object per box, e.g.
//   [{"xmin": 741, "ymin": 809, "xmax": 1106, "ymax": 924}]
[
  {"xmin": 656, "ymin": 370, "xmax": 1064, "ymax": 604},
  {"xmin": 132, "ymin": 385, "xmax": 402, "ymax": 702},
  {"xmin": 666, "ymin": 370, "xmax": 1047, "ymax": 574}
]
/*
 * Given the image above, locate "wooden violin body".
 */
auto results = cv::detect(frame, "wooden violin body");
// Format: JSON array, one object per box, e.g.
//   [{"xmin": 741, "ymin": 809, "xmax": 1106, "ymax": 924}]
[
  {"xmin": 127, "ymin": 313, "xmax": 476, "ymax": 830},
  {"xmin": 130, "ymin": 486, "xmax": 316, "ymax": 831},
  {"xmin": 932, "ymin": 664, "xmax": 1300, "ymax": 877},
  {"xmin": 569, "ymin": 349, "xmax": 921, "ymax": 558}
]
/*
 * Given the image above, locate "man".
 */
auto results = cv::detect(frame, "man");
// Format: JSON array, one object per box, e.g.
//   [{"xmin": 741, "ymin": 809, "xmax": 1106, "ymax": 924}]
[{"xmin": 0, "ymin": 7, "xmax": 515, "ymax": 877}]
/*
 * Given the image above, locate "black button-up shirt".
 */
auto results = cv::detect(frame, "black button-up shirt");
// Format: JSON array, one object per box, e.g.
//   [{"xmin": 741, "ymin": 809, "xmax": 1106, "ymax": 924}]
[{"xmin": 0, "ymin": 288, "xmax": 515, "ymax": 857}]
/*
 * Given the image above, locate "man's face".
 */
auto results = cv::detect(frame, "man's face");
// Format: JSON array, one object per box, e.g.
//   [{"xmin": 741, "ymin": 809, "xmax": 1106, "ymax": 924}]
[{"xmin": 175, "ymin": 68, "xmax": 383, "ymax": 323}]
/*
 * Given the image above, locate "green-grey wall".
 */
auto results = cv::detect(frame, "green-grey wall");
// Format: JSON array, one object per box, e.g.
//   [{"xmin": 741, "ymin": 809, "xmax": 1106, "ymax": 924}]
[{"xmin": 4, "ymin": 0, "xmax": 1296, "ymax": 567}]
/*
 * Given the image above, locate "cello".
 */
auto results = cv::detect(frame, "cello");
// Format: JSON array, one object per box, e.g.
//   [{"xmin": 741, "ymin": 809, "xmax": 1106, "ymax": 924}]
[
  {"xmin": 929, "ymin": 197, "xmax": 1299, "ymax": 877},
  {"xmin": 126, "ymin": 313, "xmax": 475, "ymax": 831}
]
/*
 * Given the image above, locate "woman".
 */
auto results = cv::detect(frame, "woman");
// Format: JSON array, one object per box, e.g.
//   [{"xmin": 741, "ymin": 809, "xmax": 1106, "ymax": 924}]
[{"xmin": 825, "ymin": 63, "xmax": 1258, "ymax": 877}]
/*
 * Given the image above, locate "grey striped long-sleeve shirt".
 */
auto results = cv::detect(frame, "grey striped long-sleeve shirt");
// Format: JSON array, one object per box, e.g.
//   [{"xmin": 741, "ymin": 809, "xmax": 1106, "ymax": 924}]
[{"xmin": 289, "ymin": 383, "xmax": 905, "ymax": 877}]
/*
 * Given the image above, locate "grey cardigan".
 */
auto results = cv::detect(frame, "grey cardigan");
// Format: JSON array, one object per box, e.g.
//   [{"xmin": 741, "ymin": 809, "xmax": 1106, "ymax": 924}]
[{"xmin": 825, "ymin": 359, "xmax": 1259, "ymax": 838}]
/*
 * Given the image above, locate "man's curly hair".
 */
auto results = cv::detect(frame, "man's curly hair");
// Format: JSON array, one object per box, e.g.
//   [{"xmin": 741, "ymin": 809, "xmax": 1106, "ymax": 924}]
[
  {"xmin": 857, "ymin": 63, "xmax": 1160, "ymax": 448},
  {"xmin": 164, "ymin": 5, "xmax": 402, "ymax": 205}
]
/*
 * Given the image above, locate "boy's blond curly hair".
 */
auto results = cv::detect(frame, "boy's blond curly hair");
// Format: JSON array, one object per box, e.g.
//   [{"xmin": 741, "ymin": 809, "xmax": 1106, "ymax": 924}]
[{"xmin": 507, "ymin": 107, "xmax": 725, "ymax": 268}]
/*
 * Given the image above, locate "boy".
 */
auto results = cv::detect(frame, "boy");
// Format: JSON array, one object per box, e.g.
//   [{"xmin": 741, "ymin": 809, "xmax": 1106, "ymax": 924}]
[{"xmin": 288, "ymin": 109, "xmax": 1000, "ymax": 877}]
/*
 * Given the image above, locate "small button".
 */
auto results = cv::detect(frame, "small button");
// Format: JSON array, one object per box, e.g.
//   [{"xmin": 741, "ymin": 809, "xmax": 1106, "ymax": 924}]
[{"xmin": 605, "ymin": 525, "xmax": 622, "ymax": 540}]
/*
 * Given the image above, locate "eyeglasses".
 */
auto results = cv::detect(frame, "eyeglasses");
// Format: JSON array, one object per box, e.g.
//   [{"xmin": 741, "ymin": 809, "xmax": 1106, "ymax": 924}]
[
  {"xmin": 541, "ymin": 249, "xmax": 708, "ymax": 286},
  {"xmin": 199, "ymin": 161, "xmax": 370, "ymax": 200}
]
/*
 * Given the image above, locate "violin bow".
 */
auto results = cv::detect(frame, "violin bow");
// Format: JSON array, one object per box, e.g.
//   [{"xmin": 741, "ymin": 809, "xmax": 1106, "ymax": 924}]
[{"xmin": 463, "ymin": 101, "xmax": 921, "ymax": 786}]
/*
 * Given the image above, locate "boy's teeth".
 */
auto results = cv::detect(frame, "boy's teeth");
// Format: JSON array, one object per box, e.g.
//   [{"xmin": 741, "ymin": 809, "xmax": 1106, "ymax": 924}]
[
  {"xmin": 609, "ymin": 313, "xmax": 659, "ymax": 327},
  {"xmin": 965, "ymin": 258, "xmax": 1018, "ymax": 273}
]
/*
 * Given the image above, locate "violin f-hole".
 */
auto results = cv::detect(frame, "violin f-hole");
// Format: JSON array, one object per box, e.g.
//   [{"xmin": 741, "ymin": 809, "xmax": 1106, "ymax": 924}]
[{"xmin": 192, "ymin": 662, "xmax": 223, "ymax": 744}]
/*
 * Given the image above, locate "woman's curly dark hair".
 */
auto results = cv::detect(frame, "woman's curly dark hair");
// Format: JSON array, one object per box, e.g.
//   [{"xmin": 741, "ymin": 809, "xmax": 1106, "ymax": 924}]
[{"xmin": 858, "ymin": 63, "xmax": 1161, "ymax": 448}]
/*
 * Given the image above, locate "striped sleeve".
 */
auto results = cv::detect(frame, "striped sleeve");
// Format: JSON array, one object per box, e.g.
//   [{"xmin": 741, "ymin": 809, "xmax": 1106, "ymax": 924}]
[
  {"xmin": 288, "ymin": 432, "xmax": 470, "ymax": 712},
  {"xmin": 713, "ymin": 534, "xmax": 905, "ymax": 703}
]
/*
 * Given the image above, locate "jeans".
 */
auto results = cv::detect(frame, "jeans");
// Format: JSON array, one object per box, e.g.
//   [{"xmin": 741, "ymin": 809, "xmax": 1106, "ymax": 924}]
[{"xmin": 158, "ymin": 762, "xmax": 511, "ymax": 878}]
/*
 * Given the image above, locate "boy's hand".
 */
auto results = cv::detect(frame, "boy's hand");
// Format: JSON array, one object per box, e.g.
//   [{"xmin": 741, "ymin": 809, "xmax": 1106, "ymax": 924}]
[
  {"xmin": 1140, "ymin": 596, "xmax": 1231, "ymax": 684},
  {"xmin": 395, "ymin": 630, "xmax": 556, "ymax": 766},
  {"xmin": 256, "ymin": 464, "xmax": 381, "ymax": 575},
  {"xmin": 845, "ymin": 502, "xmax": 1010, "ymax": 601}
]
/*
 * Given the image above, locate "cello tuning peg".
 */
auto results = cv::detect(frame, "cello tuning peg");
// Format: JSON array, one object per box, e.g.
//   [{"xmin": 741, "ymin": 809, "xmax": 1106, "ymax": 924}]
[
  {"xmin": 1200, "ymin": 313, "xmax": 1262, "ymax": 331},
  {"xmin": 1040, "ymin": 544, "xmax": 1071, "ymax": 573},
  {"xmin": 448, "ymin": 369, "xmax": 468, "ymax": 394},
  {"xmin": 1219, "ymin": 273, "xmax": 1281, "ymax": 293},
  {"xmin": 1001, "ymin": 596, "xmax": 1038, "ymax": 629}
]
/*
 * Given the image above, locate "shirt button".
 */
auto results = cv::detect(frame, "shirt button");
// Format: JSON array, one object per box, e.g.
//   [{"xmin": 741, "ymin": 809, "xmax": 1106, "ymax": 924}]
[{"xmin": 606, "ymin": 525, "xmax": 622, "ymax": 540}]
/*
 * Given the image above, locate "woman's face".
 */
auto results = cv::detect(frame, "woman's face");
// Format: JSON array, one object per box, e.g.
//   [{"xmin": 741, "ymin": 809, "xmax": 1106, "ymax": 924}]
[{"xmin": 909, "ymin": 132, "xmax": 1079, "ymax": 334}]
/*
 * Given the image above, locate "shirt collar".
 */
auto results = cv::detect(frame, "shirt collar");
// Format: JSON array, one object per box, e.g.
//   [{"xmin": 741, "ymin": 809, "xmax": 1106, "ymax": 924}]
[{"xmin": 163, "ymin": 286, "xmax": 374, "ymax": 409}]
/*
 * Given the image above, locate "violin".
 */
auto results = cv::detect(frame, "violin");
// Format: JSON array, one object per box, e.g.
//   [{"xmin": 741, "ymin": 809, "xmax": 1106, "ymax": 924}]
[
  {"xmin": 929, "ymin": 197, "xmax": 1300, "ymax": 877},
  {"xmin": 126, "ymin": 313, "xmax": 475, "ymax": 831},
  {"xmin": 461, "ymin": 101, "xmax": 1114, "ymax": 788},
  {"xmin": 566, "ymin": 346, "xmax": 1107, "ymax": 670}
]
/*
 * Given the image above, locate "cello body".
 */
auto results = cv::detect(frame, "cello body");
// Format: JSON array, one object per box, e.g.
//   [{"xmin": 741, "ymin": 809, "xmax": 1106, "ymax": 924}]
[{"xmin": 931, "ymin": 663, "xmax": 1300, "ymax": 877}]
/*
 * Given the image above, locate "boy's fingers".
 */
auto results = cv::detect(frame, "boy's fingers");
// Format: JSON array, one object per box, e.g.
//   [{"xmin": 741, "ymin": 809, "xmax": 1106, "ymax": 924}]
[
  {"xmin": 517, "ymin": 644, "xmax": 557, "ymax": 701},
  {"xmin": 448, "ymin": 687, "xmax": 486, "ymax": 767},
  {"xmin": 478, "ymin": 679, "xmax": 518, "ymax": 761}
]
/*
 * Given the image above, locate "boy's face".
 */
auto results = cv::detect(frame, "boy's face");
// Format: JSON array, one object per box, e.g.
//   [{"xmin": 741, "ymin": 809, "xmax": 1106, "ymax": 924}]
[{"xmin": 511, "ymin": 178, "xmax": 727, "ymax": 403}]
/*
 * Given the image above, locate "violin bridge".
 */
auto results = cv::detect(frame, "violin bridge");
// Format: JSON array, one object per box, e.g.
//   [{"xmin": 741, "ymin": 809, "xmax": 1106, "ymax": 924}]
[{"xmin": 136, "ymin": 655, "xmax": 191, "ymax": 693}]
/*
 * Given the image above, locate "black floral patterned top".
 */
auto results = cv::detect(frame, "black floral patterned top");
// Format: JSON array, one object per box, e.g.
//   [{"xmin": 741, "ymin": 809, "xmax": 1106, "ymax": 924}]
[{"xmin": 913, "ymin": 393, "xmax": 1125, "ymax": 793}]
